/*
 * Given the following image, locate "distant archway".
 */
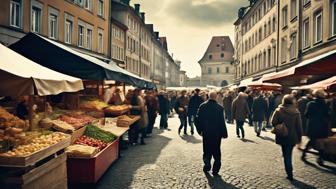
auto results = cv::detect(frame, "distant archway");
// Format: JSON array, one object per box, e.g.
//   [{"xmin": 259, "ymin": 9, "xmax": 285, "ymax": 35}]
[{"xmin": 221, "ymin": 80, "xmax": 228, "ymax": 87}]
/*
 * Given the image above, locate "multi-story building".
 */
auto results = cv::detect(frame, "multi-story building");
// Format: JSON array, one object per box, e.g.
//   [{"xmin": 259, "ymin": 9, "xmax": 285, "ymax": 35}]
[
  {"xmin": 234, "ymin": 0, "xmax": 278, "ymax": 82},
  {"xmin": 279, "ymin": 0, "xmax": 336, "ymax": 70},
  {"xmin": 148, "ymin": 29, "xmax": 165, "ymax": 89},
  {"xmin": 139, "ymin": 13, "xmax": 152, "ymax": 80},
  {"xmin": 111, "ymin": 18, "xmax": 127, "ymax": 67},
  {"xmin": 198, "ymin": 36, "xmax": 235, "ymax": 87},
  {"xmin": 179, "ymin": 70, "xmax": 187, "ymax": 87},
  {"xmin": 233, "ymin": 19, "xmax": 243, "ymax": 82},
  {"xmin": 0, "ymin": 0, "xmax": 109, "ymax": 58}
]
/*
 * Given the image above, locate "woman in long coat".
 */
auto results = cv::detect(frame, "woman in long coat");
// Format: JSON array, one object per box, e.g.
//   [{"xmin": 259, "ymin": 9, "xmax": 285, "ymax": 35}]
[
  {"xmin": 271, "ymin": 95, "xmax": 302, "ymax": 181},
  {"xmin": 130, "ymin": 89, "xmax": 148, "ymax": 145}
]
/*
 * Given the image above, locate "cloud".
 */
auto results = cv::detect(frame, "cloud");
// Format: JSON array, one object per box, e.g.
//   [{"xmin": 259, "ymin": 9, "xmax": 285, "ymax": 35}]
[{"xmin": 165, "ymin": 0, "xmax": 247, "ymax": 27}]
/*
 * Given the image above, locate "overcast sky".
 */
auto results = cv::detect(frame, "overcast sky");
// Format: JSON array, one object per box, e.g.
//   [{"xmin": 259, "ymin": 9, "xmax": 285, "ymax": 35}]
[{"xmin": 132, "ymin": 0, "xmax": 248, "ymax": 78}]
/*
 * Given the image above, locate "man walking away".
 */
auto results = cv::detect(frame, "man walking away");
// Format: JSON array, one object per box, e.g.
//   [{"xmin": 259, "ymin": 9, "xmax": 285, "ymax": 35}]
[
  {"xmin": 252, "ymin": 91, "xmax": 268, "ymax": 136},
  {"xmin": 195, "ymin": 91, "xmax": 228, "ymax": 176},
  {"xmin": 188, "ymin": 88, "xmax": 204, "ymax": 135},
  {"xmin": 223, "ymin": 91, "xmax": 234, "ymax": 124},
  {"xmin": 247, "ymin": 91, "xmax": 254, "ymax": 126},
  {"xmin": 175, "ymin": 90, "xmax": 189, "ymax": 135},
  {"xmin": 232, "ymin": 92, "xmax": 250, "ymax": 139},
  {"xmin": 145, "ymin": 90, "xmax": 159, "ymax": 136},
  {"xmin": 158, "ymin": 91, "xmax": 170, "ymax": 130}
]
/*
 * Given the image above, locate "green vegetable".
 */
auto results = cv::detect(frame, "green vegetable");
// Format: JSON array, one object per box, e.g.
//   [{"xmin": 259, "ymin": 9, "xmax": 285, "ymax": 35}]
[{"xmin": 84, "ymin": 124, "xmax": 116, "ymax": 143}]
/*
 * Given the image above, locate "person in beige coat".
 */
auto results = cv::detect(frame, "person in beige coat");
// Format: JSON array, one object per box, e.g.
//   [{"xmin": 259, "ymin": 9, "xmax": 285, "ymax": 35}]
[
  {"xmin": 130, "ymin": 89, "xmax": 148, "ymax": 145},
  {"xmin": 232, "ymin": 92, "xmax": 250, "ymax": 138}
]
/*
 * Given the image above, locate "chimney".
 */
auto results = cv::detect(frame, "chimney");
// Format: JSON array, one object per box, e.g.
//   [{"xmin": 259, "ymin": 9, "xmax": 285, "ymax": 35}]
[
  {"xmin": 140, "ymin": 12, "xmax": 145, "ymax": 22},
  {"xmin": 134, "ymin": 4, "xmax": 140, "ymax": 14},
  {"xmin": 154, "ymin": 32, "xmax": 159, "ymax": 40}
]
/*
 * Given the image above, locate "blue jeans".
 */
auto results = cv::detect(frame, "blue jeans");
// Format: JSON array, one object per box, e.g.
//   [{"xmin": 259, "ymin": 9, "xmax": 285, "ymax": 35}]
[
  {"xmin": 281, "ymin": 145, "xmax": 294, "ymax": 178},
  {"xmin": 160, "ymin": 114, "xmax": 168, "ymax": 129},
  {"xmin": 254, "ymin": 121, "xmax": 262, "ymax": 134},
  {"xmin": 188, "ymin": 115, "xmax": 195, "ymax": 133},
  {"xmin": 236, "ymin": 120, "xmax": 245, "ymax": 138}
]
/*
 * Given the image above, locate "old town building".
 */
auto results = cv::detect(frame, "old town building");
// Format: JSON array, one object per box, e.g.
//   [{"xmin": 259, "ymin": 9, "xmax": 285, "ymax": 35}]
[
  {"xmin": 149, "ymin": 29, "xmax": 165, "ymax": 89},
  {"xmin": 179, "ymin": 70, "xmax": 187, "ymax": 87},
  {"xmin": 234, "ymin": 0, "xmax": 278, "ymax": 82},
  {"xmin": 198, "ymin": 36, "xmax": 234, "ymax": 87},
  {"xmin": 111, "ymin": 18, "xmax": 127, "ymax": 67},
  {"xmin": 0, "ymin": 0, "xmax": 109, "ymax": 58}
]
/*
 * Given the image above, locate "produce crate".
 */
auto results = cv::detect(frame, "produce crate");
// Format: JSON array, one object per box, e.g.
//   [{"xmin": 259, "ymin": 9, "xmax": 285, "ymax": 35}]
[
  {"xmin": 67, "ymin": 137, "xmax": 119, "ymax": 183},
  {"xmin": 0, "ymin": 136, "xmax": 71, "ymax": 167},
  {"xmin": 104, "ymin": 108, "xmax": 130, "ymax": 116},
  {"xmin": 116, "ymin": 115, "xmax": 140, "ymax": 127},
  {"xmin": 1, "ymin": 153, "xmax": 68, "ymax": 189}
]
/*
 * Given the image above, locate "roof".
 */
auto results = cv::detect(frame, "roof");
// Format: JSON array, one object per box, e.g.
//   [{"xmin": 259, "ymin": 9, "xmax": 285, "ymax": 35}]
[
  {"xmin": 198, "ymin": 36, "xmax": 234, "ymax": 64},
  {"xmin": 112, "ymin": 18, "xmax": 128, "ymax": 30},
  {"xmin": 159, "ymin": 37, "xmax": 168, "ymax": 51}
]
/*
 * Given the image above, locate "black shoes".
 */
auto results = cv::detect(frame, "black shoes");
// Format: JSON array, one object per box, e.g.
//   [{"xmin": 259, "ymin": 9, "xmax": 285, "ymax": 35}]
[
  {"xmin": 286, "ymin": 175, "xmax": 293, "ymax": 181},
  {"xmin": 203, "ymin": 165, "xmax": 211, "ymax": 172},
  {"xmin": 178, "ymin": 127, "xmax": 181, "ymax": 135},
  {"xmin": 212, "ymin": 172, "xmax": 220, "ymax": 177}
]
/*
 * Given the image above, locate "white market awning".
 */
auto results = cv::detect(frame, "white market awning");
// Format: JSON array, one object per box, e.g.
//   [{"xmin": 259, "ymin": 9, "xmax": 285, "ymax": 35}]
[{"xmin": 0, "ymin": 43, "xmax": 84, "ymax": 97}]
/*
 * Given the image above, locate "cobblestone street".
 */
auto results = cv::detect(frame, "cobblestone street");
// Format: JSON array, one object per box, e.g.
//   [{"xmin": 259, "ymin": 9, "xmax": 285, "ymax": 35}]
[{"xmin": 94, "ymin": 115, "xmax": 336, "ymax": 189}]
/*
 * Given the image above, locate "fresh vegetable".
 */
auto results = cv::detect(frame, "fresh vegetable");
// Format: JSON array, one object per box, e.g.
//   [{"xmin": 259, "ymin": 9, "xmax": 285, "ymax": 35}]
[
  {"xmin": 74, "ymin": 135, "xmax": 107, "ymax": 151},
  {"xmin": 84, "ymin": 124, "xmax": 116, "ymax": 143}
]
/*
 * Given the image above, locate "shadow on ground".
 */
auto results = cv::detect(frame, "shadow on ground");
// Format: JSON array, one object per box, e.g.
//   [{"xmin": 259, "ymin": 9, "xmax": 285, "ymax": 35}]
[
  {"xmin": 205, "ymin": 172, "xmax": 239, "ymax": 189},
  {"xmin": 259, "ymin": 136, "xmax": 275, "ymax": 142},
  {"xmin": 291, "ymin": 179, "xmax": 317, "ymax": 189},
  {"xmin": 180, "ymin": 134, "xmax": 202, "ymax": 144},
  {"xmin": 69, "ymin": 128, "xmax": 172, "ymax": 189}
]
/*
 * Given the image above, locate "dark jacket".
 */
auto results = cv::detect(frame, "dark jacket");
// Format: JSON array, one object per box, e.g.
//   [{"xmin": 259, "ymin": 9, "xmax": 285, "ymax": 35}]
[
  {"xmin": 195, "ymin": 99, "xmax": 228, "ymax": 139},
  {"xmin": 188, "ymin": 94, "xmax": 204, "ymax": 116},
  {"xmin": 252, "ymin": 95, "xmax": 268, "ymax": 122},
  {"xmin": 223, "ymin": 95, "xmax": 233, "ymax": 113},
  {"xmin": 232, "ymin": 93, "xmax": 250, "ymax": 122},
  {"xmin": 271, "ymin": 105, "xmax": 303, "ymax": 146},
  {"xmin": 158, "ymin": 95, "xmax": 170, "ymax": 114},
  {"xmin": 305, "ymin": 98, "xmax": 330, "ymax": 139},
  {"xmin": 145, "ymin": 95, "xmax": 159, "ymax": 116},
  {"xmin": 297, "ymin": 96, "xmax": 312, "ymax": 133},
  {"xmin": 247, "ymin": 94, "xmax": 254, "ymax": 110},
  {"xmin": 174, "ymin": 95, "xmax": 189, "ymax": 116}
]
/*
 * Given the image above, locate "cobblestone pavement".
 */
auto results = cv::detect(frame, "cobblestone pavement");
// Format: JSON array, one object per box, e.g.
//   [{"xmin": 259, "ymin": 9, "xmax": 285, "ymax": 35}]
[{"xmin": 94, "ymin": 115, "xmax": 336, "ymax": 189}]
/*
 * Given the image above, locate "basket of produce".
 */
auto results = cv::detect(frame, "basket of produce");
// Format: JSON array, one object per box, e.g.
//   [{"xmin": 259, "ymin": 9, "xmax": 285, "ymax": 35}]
[
  {"xmin": 104, "ymin": 105, "xmax": 130, "ymax": 116},
  {"xmin": 117, "ymin": 115, "xmax": 140, "ymax": 127},
  {"xmin": 79, "ymin": 99, "xmax": 108, "ymax": 111}
]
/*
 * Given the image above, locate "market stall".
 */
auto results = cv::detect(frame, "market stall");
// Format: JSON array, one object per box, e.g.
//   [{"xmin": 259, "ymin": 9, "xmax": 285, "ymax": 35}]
[{"xmin": 0, "ymin": 44, "xmax": 84, "ymax": 189}]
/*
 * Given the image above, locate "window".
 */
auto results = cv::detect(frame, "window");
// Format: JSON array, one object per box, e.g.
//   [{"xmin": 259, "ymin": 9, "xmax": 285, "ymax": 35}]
[
  {"xmin": 282, "ymin": 6, "xmax": 288, "ymax": 28},
  {"xmin": 272, "ymin": 17, "xmax": 276, "ymax": 32},
  {"xmin": 225, "ymin": 67, "xmax": 229, "ymax": 73},
  {"xmin": 98, "ymin": 0, "xmax": 104, "ymax": 17},
  {"xmin": 78, "ymin": 25, "xmax": 84, "ymax": 47},
  {"xmin": 208, "ymin": 54, "xmax": 212, "ymax": 60},
  {"xmin": 314, "ymin": 11, "xmax": 323, "ymax": 43},
  {"xmin": 76, "ymin": 0, "xmax": 83, "ymax": 6},
  {"xmin": 268, "ymin": 48, "xmax": 271, "ymax": 67},
  {"xmin": 84, "ymin": 0, "xmax": 92, "ymax": 11},
  {"xmin": 98, "ymin": 29, "xmax": 103, "ymax": 53},
  {"xmin": 303, "ymin": 0, "xmax": 311, "ymax": 6},
  {"xmin": 49, "ymin": 14, "xmax": 57, "ymax": 39},
  {"xmin": 281, "ymin": 38, "xmax": 287, "ymax": 63},
  {"xmin": 10, "ymin": 0, "xmax": 22, "ymax": 28},
  {"xmin": 332, "ymin": 0, "xmax": 336, "ymax": 36},
  {"xmin": 86, "ymin": 28, "xmax": 92, "ymax": 49},
  {"xmin": 264, "ymin": 23, "xmax": 267, "ymax": 38},
  {"xmin": 31, "ymin": 6, "xmax": 42, "ymax": 33},
  {"xmin": 208, "ymin": 67, "xmax": 212, "ymax": 74},
  {"xmin": 303, "ymin": 19, "xmax": 310, "ymax": 48},
  {"xmin": 216, "ymin": 67, "xmax": 220, "ymax": 74},
  {"xmin": 290, "ymin": 0, "xmax": 297, "ymax": 19},
  {"xmin": 290, "ymin": 33, "xmax": 297, "ymax": 59},
  {"xmin": 65, "ymin": 20, "xmax": 72, "ymax": 44}
]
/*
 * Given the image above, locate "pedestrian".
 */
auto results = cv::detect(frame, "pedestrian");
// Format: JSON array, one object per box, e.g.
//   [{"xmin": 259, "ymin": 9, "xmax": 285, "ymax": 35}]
[
  {"xmin": 302, "ymin": 89, "xmax": 330, "ymax": 165},
  {"xmin": 108, "ymin": 88, "xmax": 125, "ymax": 105},
  {"xmin": 195, "ymin": 91, "xmax": 228, "ymax": 176},
  {"xmin": 223, "ymin": 90, "xmax": 234, "ymax": 123},
  {"xmin": 232, "ymin": 92, "xmax": 250, "ymax": 139},
  {"xmin": 170, "ymin": 92, "xmax": 177, "ymax": 116},
  {"xmin": 216, "ymin": 91, "xmax": 224, "ymax": 107},
  {"xmin": 158, "ymin": 91, "xmax": 170, "ymax": 130},
  {"xmin": 188, "ymin": 88, "xmax": 204, "ymax": 135},
  {"xmin": 252, "ymin": 91, "xmax": 268, "ymax": 136},
  {"xmin": 247, "ymin": 91, "xmax": 254, "ymax": 126},
  {"xmin": 145, "ymin": 90, "xmax": 159, "ymax": 136},
  {"xmin": 271, "ymin": 94, "xmax": 302, "ymax": 181},
  {"xmin": 129, "ymin": 89, "xmax": 148, "ymax": 145},
  {"xmin": 297, "ymin": 93, "xmax": 313, "ymax": 134},
  {"xmin": 174, "ymin": 90, "xmax": 189, "ymax": 135}
]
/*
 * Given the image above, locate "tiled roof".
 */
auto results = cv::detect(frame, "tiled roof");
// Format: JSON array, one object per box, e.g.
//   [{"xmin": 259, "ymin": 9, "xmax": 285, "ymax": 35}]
[{"xmin": 198, "ymin": 36, "xmax": 234, "ymax": 64}]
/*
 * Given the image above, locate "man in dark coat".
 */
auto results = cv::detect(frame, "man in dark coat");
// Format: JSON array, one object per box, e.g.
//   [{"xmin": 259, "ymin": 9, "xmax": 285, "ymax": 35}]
[
  {"xmin": 246, "ymin": 91, "xmax": 254, "ymax": 126},
  {"xmin": 145, "ymin": 90, "xmax": 159, "ymax": 135},
  {"xmin": 188, "ymin": 88, "xmax": 204, "ymax": 135},
  {"xmin": 302, "ymin": 89, "xmax": 330, "ymax": 164},
  {"xmin": 175, "ymin": 90, "xmax": 189, "ymax": 135},
  {"xmin": 158, "ymin": 91, "xmax": 170, "ymax": 130},
  {"xmin": 223, "ymin": 91, "xmax": 234, "ymax": 123},
  {"xmin": 297, "ymin": 93, "xmax": 313, "ymax": 134},
  {"xmin": 195, "ymin": 91, "xmax": 228, "ymax": 176},
  {"xmin": 252, "ymin": 92, "xmax": 268, "ymax": 136}
]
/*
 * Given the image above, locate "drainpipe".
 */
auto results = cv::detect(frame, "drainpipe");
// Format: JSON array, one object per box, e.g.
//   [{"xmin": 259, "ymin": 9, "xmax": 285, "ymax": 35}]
[{"xmin": 276, "ymin": 0, "xmax": 280, "ymax": 72}]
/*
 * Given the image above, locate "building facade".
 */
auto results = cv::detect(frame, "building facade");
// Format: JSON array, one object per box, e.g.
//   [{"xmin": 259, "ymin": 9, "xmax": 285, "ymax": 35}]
[
  {"xmin": 0, "ymin": 0, "xmax": 109, "ymax": 58},
  {"xmin": 234, "ymin": 0, "xmax": 278, "ymax": 82},
  {"xmin": 179, "ymin": 70, "xmax": 187, "ymax": 87},
  {"xmin": 198, "ymin": 36, "xmax": 235, "ymax": 87},
  {"xmin": 111, "ymin": 18, "xmax": 127, "ymax": 67}
]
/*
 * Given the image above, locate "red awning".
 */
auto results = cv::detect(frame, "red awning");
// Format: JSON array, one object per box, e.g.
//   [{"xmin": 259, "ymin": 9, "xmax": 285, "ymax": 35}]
[
  {"xmin": 292, "ymin": 76, "xmax": 336, "ymax": 91},
  {"xmin": 262, "ymin": 50, "xmax": 336, "ymax": 85},
  {"xmin": 248, "ymin": 79, "xmax": 282, "ymax": 91}
]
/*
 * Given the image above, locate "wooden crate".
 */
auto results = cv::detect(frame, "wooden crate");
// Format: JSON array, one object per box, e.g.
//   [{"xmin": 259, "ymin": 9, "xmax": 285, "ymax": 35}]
[
  {"xmin": 1, "ymin": 153, "xmax": 68, "ymax": 189},
  {"xmin": 0, "ymin": 136, "xmax": 71, "ymax": 167},
  {"xmin": 67, "ymin": 138, "xmax": 119, "ymax": 183}
]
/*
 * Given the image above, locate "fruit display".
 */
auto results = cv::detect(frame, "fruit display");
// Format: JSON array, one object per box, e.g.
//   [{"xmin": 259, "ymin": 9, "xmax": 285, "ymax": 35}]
[
  {"xmin": 104, "ymin": 105, "xmax": 130, "ymax": 115},
  {"xmin": 0, "ymin": 107, "xmax": 26, "ymax": 129},
  {"xmin": 0, "ymin": 132, "xmax": 68, "ymax": 157},
  {"xmin": 65, "ymin": 144, "xmax": 99, "ymax": 158},
  {"xmin": 117, "ymin": 115, "xmax": 138, "ymax": 127},
  {"xmin": 80, "ymin": 99, "xmax": 108, "ymax": 111},
  {"xmin": 84, "ymin": 124, "xmax": 116, "ymax": 143},
  {"xmin": 74, "ymin": 135, "xmax": 108, "ymax": 151},
  {"xmin": 59, "ymin": 114, "xmax": 94, "ymax": 130}
]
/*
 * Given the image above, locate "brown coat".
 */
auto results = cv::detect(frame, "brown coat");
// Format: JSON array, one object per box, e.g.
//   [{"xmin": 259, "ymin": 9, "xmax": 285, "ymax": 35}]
[
  {"xmin": 271, "ymin": 105, "xmax": 303, "ymax": 146},
  {"xmin": 232, "ymin": 93, "xmax": 250, "ymax": 122}
]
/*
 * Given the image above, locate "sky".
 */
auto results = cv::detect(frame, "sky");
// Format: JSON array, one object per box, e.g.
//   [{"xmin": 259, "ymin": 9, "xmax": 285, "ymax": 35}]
[{"xmin": 132, "ymin": 0, "xmax": 248, "ymax": 78}]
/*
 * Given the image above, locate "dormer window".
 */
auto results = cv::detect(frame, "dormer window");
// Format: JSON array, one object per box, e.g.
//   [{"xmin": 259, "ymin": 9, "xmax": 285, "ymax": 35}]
[{"xmin": 209, "ymin": 54, "xmax": 212, "ymax": 59}]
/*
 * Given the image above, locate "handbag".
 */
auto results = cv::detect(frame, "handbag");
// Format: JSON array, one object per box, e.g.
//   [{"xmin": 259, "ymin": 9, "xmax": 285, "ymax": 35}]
[{"xmin": 271, "ymin": 123, "xmax": 288, "ymax": 137}]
